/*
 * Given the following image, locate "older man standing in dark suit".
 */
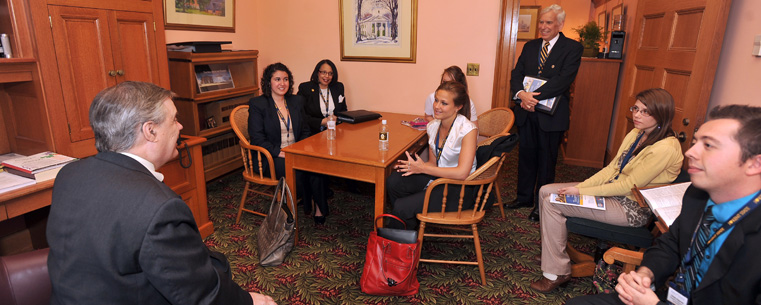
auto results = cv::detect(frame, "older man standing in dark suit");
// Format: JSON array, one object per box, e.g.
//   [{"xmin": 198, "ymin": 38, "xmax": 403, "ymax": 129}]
[
  {"xmin": 47, "ymin": 82, "xmax": 276, "ymax": 305},
  {"xmin": 507, "ymin": 4, "xmax": 583, "ymax": 222}
]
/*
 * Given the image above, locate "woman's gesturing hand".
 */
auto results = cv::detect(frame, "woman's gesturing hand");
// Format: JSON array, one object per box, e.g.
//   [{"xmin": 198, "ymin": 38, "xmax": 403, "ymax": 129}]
[{"xmin": 395, "ymin": 151, "xmax": 426, "ymax": 176}]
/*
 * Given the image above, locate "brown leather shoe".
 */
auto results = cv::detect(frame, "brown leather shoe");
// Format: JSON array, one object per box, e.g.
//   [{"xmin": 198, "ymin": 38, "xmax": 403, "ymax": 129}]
[{"xmin": 529, "ymin": 274, "xmax": 571, "ymax": 293}]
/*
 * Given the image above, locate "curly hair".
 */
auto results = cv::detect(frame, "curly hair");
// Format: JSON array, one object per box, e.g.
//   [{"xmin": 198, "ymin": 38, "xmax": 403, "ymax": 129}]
[
  {"xmin": 309, "ymin": 59, "xmax": 338, "ymax": 85},
  {"xmin": 260, "ymin": 62, "xmax": 294, "ymax": 97}
]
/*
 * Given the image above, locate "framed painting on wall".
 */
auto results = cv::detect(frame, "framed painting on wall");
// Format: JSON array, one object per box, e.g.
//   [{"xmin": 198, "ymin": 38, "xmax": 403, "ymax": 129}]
[
  {"xmin": 610, "ymin": 4, "xmax": 623, "ymax": 32},
  {"xmin": 517, "ymin": 6, "xmax": 541, "ymax": 41},
  {"xmin": 598, "ymin": 11, "xmax": 607, "ymax": 34},
  {"xmin": 164, "ymin": 0, "xmax": 235, "ymax": 32},
  {"xmin": 339, "ymin": 0, "xmax": 418, "ymax": 63}
]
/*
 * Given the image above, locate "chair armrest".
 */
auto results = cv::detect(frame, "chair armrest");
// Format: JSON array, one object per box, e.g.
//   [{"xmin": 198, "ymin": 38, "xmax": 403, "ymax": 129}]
[{"xmin": 603, "ymin": 247, "xmax": 644, "ymax": 266}]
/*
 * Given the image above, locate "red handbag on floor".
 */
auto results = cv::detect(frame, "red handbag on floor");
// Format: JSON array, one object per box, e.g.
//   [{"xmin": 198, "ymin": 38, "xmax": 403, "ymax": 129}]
[{"xmin": 359, "ymin": 214, "xmax": 420, "ymax": 296}]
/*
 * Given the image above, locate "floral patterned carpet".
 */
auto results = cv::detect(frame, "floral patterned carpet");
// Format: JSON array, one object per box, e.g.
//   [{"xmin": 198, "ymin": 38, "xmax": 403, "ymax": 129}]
[{"xmin": 203, "ymin": 150, "xmax": 601, "ymax": 304}]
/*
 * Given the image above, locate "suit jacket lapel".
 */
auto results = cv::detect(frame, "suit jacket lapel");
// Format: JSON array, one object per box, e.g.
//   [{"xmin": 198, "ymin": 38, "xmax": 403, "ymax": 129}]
[{"xmin": 544, "ymin": 32, "xmax": 568, "ymax": 67}]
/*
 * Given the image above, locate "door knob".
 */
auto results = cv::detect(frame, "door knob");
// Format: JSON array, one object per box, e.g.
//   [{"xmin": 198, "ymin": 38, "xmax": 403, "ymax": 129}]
[
  {"xmin": 108, "ymin": 70, "xmax": 117, "ymax": 77},
  {"xmin": 116, "ymin": 70, "xmax": 125, "ymax": 76},
  {"xmin": 677, "ymin": 132, "xmax": 686, "ymax": 142},
  {"xmin": 682, "ymin": 118, "xmax": 690, "ymax": 126}
]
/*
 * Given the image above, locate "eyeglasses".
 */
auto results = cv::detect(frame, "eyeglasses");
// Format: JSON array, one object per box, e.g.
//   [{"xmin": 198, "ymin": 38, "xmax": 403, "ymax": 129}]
[
  {"xmin": 629, "ymin": 106, "xmax": 651, "ymax": 117},
  {"xmin": 318, "ymin": 70, "xmax": 334, "ymax": 77}
]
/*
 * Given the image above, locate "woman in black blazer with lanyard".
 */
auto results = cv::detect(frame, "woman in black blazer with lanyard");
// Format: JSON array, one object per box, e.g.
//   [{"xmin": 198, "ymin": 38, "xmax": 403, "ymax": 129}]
[
  {"xmin": 297, "ymin": 59, "xmax": 348, "ymax": 135},
  {"xmin": 248, "ymin": 62, "xmax": 329, "ymax": 224}
]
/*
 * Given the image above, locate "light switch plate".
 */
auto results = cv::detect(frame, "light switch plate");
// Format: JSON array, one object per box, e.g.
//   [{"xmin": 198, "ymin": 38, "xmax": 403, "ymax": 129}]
[{"xmin": 466, "ymin": 63, "xmax": 480, "ymax": 76}]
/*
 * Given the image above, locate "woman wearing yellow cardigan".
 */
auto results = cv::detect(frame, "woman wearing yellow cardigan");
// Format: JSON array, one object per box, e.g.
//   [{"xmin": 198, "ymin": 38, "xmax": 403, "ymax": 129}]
[{"xmin": 529, "ymin": 88, "xmax": 684, "ymax": 293}]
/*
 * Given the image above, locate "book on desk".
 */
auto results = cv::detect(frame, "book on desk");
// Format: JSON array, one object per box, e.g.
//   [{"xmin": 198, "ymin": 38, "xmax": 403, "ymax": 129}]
[{"xmin": 1, "ymin": 152, "xmax": 77, "ymax": 182}]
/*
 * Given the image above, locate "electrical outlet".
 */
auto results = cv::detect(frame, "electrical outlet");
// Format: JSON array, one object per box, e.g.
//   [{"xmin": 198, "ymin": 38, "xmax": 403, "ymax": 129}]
[{"xmin": 466, "ymin": 63, "xmax": 480, "ymax": 76}]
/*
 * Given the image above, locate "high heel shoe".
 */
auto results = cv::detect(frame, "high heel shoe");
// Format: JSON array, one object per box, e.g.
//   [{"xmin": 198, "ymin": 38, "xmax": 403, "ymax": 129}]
[{"xmin": 313, "ymin": 215, "xmax": 326, "ymax": 225}]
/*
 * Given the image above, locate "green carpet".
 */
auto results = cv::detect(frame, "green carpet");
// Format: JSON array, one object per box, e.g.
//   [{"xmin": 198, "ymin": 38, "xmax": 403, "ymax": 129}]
[{"xmin": 203, "ymin": 151, "xmax": 601, "ymax": 304}]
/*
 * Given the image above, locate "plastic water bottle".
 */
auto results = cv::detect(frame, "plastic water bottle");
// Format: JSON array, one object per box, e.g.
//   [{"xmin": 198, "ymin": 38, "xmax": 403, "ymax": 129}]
[
  {"xmin": 379, "ymin": 120, "xmax": 389, "ymax": 151},
  {"xmin": 326, "ymin": 115, "xmax": 336, "ymax": 140}
]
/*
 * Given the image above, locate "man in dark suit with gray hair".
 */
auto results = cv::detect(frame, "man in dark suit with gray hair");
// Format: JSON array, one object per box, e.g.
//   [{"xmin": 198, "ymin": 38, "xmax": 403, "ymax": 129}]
[
  {"xmin": 47, "ymin": 81, "xmax": 276, "ymax": 305},
  {"xmin": 507, "ymin": 4, "xmax": 583, "ymax": 222}
]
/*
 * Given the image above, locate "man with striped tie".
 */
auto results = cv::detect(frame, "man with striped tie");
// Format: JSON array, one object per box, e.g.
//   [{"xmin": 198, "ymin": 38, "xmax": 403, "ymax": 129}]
[
  {"xmin": 508, "ymin": 4, "xmax": 583, "ymax": 222},
  {"xmin": 568, "ymin": 104, "xmax": 761, "ymax": 305}
]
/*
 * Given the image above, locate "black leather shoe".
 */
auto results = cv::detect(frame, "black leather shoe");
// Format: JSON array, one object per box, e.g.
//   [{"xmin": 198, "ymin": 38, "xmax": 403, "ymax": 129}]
[
  {"xmin": 314, "ymin": 215, "xmax": 326, "ymax": 225},
  {"xmin": 528, "ymin": 208, "xmax": 540, "ymax": 222},
  {"xmin": 506, "ymin": 199, "xmax": 533, "ymax": 209}
]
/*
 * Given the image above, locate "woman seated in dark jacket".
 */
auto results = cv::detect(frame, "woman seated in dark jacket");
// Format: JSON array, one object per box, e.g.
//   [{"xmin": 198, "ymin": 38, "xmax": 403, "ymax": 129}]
[
  {"xmin": 297, "ymin": 59, "xmax": 348, "ymax": 135},
  {"xmin": 248, "ymin": 62, "xmax": 329, "ymax": 225}
]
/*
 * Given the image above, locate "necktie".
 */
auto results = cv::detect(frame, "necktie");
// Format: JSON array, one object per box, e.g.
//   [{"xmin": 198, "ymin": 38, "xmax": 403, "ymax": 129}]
[
  {"xmin": 538, "ymin": 41, "xmax": 550, "ymax": 73},
  {"xmin": 684, "ymin": 206, "xmax": 715, "ymax": 292}
]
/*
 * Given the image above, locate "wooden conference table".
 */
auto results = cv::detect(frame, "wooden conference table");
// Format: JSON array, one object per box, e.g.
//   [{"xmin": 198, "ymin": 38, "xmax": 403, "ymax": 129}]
[{"xmin": 282, "ymin": 112, "xmax": 428, "ymax": 238}]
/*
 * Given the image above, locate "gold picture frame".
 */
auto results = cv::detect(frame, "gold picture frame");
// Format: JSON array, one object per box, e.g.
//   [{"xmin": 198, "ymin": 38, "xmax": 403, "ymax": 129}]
[
  {"xmin": 164, "ymin": 0, "xmax": 235, "ymax": 32},
  {"xmin": 610, "ymin": 4, "xmax": 623, "ymax": 32},
  {"xmin": 340, "ymin": 0, "xmax": 418, "ymax": 63},
  {"xmin": 517, "ymin": 6, "xmax": 541, "ymax": 41}
]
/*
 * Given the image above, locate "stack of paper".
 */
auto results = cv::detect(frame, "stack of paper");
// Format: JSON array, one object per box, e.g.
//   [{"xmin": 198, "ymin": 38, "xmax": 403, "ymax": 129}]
[
  {"xmin": 0, "ymin": 172, "xmax": 35, "ymax": 194},
  {"xmin": 638, "ymin": 182, "xmax": 691, "ymax": 227}
]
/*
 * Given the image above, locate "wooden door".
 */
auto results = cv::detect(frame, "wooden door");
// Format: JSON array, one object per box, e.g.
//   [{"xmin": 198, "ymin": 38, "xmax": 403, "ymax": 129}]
[
  {"xmin": 49, "ymin": 5, "xmax": 116, "ymax": 142},
  {"xmin": 109, "ymin": 10, "xmax": 161, "ymax": 84},
  {"xmin": 611, "ymin": 0, "xmax": 733, "ymax": 154}
]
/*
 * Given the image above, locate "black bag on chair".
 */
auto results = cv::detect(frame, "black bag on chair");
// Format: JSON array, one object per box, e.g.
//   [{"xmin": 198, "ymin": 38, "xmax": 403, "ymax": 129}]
[{"xmin": 257, "ymin": 177, "xmax": 296, "ymax": 266}]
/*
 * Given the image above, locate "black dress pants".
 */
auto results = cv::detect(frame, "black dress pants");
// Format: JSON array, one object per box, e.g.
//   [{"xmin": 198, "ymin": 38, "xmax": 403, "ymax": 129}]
[
  {"xmin": 386, "ymin": 171, "xmax": 476, "ymax": 230},
  {"xmin": 516, "ymin": 113, "xmax": 564, "ymax": 206}
]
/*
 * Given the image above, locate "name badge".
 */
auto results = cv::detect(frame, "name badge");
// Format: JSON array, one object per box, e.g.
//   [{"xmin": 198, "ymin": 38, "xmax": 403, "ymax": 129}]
[{"xmin": 667, "ymin": 282, "xmax": 689, "ymax": 305}]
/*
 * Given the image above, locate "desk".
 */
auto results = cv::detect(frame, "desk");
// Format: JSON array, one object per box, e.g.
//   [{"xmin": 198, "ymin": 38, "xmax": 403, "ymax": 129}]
[
  {"xmin": 283, "ymin": 112, "xmax": 428, "ymax": 237},
  {"xmin": 0, "ymin": 135, "xmax": 214, "ymax": 238}
]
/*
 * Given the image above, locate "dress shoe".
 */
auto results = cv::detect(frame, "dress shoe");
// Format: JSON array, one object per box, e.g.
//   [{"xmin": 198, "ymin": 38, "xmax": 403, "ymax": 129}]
[
  {"xmin": 530, "ymin": 274, "xmax": 571, "ymax": 293},
  {"xmin": 313, "ymin": 215, "xmax": 326, "ymax": 225},
  {"xmin": 506, "ymin": 199, "xmax": 533, "ymax": 209},
  {"xmin": 528, "ymin": 208, "xmax": 540, "ymax": 222}
]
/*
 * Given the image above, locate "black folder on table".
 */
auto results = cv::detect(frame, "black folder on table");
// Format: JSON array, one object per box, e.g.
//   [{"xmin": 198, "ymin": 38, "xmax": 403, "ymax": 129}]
[{"xmin": 336, "ymin": 110, "xmax": 382, "ymax": 124}]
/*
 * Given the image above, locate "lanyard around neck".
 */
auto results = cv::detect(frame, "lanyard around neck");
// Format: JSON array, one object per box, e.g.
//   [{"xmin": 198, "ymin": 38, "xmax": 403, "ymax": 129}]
[
  {"xmin": 615, "ymin": 131, "xmax": 644, "ymax": 180},
  {"xmin": 435, "ymin": 118, "xmax": 457, "ymax": 166},
  {"xmin": 274, "ymin": 101, "xmax": 291, "ymax": 139},
  {"xmin": 683, "ymin": 190, "xmax": 761, "ymax": 265},
  {"xmin": 319, "ymin": 87, "xmax": 331, "ymax": 117}
]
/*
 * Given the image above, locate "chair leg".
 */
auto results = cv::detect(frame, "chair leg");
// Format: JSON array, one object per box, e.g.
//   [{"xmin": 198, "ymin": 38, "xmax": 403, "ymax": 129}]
[
  {"xmin": 472, "ymin": 224, "xmax": 487, "ymax": 285},
  {"xmin": 415, "ymin": 222, "xmax": 426, "ymax": 270},
  {"xmin": 493, "ymin": 182, "xmax": 505, "ymax": 219},
  {"xmin": 567, "ymin": 242, "xmax": 595, "ymax": 277},
  {"xmin": 235, "ymin": 182, "xmax": 251, "ymax": 224}
]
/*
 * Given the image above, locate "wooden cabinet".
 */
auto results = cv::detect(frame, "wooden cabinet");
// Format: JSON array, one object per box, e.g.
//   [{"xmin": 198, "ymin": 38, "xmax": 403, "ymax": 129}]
[
  {"xmin": 47, "ymin": 5, "xmax": 162, "ymax": 143},
  {"xmin": 562, "ymin": 58, "xmax": 622, "ymax": 168},
  {"xmin": 168, "ymin": 50, "xmax": 259, "ymax": 181},
  {"xmin": 27, "ymin": 0, "xmax": 170, "ymax": 158}
]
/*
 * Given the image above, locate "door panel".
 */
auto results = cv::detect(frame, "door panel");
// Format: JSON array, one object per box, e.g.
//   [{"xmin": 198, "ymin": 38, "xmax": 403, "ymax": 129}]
[
  {"xmin": 109, "ymin": 10, "xmax": 160, "ymax": 84},
  {"xmin": 612, "ymin": 0, "xmax": 732, "ymax": 155},
  {"xmin": 49, "ymin": 5, "xmax": 115, "ymax": 142}
]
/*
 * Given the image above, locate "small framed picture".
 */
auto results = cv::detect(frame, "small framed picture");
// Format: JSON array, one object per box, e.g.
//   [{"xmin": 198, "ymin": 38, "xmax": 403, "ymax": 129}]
[
  {"xmin": 517, "ymin": 6, "xmax": 541, "ymax": 41},
  {"xmin": 206, "ymin": 117, "xmax": 217, "ymax": 129}
]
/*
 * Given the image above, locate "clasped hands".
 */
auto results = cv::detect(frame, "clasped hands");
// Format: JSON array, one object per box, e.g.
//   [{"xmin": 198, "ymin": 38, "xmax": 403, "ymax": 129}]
[
  {"xmin": 615, "ymin": 268, "xmax": 660, "ymax": 305},
  {"xmin": 517, "ymin": 91, "xmax": 542, "ymax": 112},
  {"xmin": 395, "ymin": 151, "xmax": 425, "ymax": 176}
]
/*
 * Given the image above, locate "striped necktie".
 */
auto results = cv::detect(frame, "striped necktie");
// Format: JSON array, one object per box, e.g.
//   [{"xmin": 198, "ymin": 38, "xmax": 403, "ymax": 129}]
[
  {"xmin": 684, "ymin": 206, "xmax": 715, "ymax": 292},
  {"xmin": 538, "ymin": 41, "xmax": 550, "ymax": 73}
]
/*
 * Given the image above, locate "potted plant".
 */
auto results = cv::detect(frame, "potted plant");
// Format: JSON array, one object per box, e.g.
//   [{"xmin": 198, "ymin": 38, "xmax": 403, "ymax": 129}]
[{"xmin": 573, "ymin": 21, "xmax": 605, "ymax": 57}]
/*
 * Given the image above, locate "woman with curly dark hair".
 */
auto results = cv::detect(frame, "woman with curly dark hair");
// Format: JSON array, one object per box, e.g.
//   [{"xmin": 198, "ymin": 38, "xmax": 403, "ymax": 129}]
[
  {"xmin": 297, "ymin": 59, "xmax": 348, "ymax": 135},
  {"xmin": 248, "ymin": 62, "xmax": 329, "ymax": 225}
]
